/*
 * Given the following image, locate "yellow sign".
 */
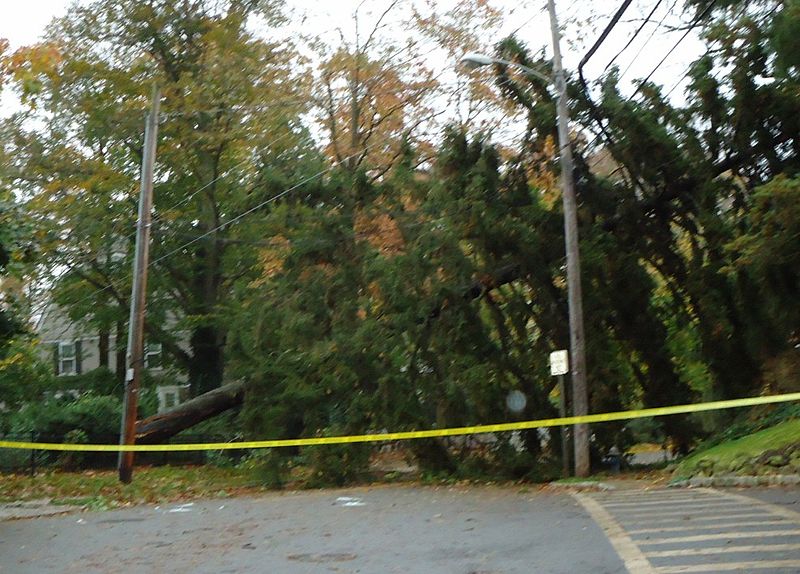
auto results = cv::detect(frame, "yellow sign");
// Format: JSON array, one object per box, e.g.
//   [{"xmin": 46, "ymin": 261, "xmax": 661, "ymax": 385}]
[{"xmin": 1, "ymin": 392, "xmax": 798, "ymax": 452}]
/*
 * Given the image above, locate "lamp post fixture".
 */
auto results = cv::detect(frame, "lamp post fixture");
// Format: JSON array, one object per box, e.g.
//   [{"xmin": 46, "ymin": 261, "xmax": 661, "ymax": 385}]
[
  {"xmin": 460, "ymin": 52, "xmax": 552, "ymax": 84},
  {"xmin": 459, "ymin": 0, "xmax": 590, "ymax": 477}
]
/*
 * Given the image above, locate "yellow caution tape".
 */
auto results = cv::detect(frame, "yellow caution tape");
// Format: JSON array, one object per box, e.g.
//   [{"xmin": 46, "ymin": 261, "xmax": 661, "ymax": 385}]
[{"xmin": 1, "ymin": 392, "xmax": 799, "ymax": 452}]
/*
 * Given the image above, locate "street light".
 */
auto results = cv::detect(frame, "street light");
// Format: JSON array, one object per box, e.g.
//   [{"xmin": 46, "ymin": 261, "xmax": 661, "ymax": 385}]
[
  {"xmin": 459, "ymin": 52, "xmax": 552, "ymax": 84},
  {"xmin": 459, "ymin": 0, "xmax": 590, "ymax": 479}
]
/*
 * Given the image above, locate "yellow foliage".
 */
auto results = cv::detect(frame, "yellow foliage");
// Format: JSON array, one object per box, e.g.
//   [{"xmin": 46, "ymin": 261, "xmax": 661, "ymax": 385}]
[
  {"xmin": 529, "ymin": 135, "xmax": 560, "ymax": 208},
  {"xmin": 251, "ymin": 236, "xmax": 291, "ymax": 286},
  {"xmin": 354, "ymin": 210, "xmax": 405, "ymax": 256},
  {"xmin": 2, "ymin": 43, "xmax": 63, "ymax": 105}
]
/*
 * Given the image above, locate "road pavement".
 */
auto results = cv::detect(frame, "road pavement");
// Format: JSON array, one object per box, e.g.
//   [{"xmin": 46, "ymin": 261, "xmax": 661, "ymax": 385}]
[{"xmin": 1, "ymin": 484, "xmax": 799, "ymax": 573}]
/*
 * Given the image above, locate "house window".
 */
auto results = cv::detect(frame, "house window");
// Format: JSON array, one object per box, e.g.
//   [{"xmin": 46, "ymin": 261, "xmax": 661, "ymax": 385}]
[
  {"xmin": 157, "ymin": 384, "xmax": 188, "ymax": 412},
  {"xmin": 59, "ymin": 342, "xmax": 76, "ymax": 376},
  {"xmin": 163, "ymin": 391, "xmax": 177, "ymax": 409},
  {"xmin": 144, "ymin": 343, "xmax": 163, "ymax": 370}
]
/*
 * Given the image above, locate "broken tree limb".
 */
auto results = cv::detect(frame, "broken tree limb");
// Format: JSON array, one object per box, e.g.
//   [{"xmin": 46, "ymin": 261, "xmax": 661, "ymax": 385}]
[
  {"xmin": 426, "ymin": 263, "xmax": 521, "ymax": 321},
  {"xmin": 132, "ymin": 265, "xmax": 525, "ymax": 441},
  {"xmin": 134, "ymin": 380, "xmax": 245, "ymax": 443}
]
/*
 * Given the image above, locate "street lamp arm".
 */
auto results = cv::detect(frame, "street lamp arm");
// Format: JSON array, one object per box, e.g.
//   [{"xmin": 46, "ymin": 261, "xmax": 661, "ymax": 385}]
[
  {"xmin": 459, "ymin": 52, "xmax": 552, "ymax": 84},
  {"xmin": 492, "ymin": 58, "xmax": 552, "ymax": 84}
]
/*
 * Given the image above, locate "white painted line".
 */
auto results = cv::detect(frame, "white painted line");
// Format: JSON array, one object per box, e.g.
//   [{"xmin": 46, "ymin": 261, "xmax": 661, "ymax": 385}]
[
  {"xmin": 597, "ymin": 489, "xmax": 704, "ymax": 498},
  {"xmin": 699, "ymin": 488, "xmax": 800, "ymax": 522},
  {"xmin": 645, "ymin": 542, "xmax": 800, "ymax": 558},
  {"xmin": 628, "ymin": 519, "xmax": 790, "ymax": 535},
  {"xmin": 613, "ymin": 505, "xmax": 762, "ymax": 519},
  {"xmin": 573, "ymin": 493, "xmax": 657, "ymax": 574},
  {"xmin": 656, "ymin": 559, "xmax": 800, "ymax": 573},
  {"xmin": 604, "ymin": 497, "xmax": 728, "ymax": 508},
  {"xmin": 618, "ymin": 511, "xmax": 774, "ymax": 525},
  {"xmin": 639, "ymin": 529, "xmax": 800, "ymax": 545}
]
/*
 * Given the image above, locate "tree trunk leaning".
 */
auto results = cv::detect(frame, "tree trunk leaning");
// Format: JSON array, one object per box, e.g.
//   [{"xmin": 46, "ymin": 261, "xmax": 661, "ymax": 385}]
[{"xmin": 134, "ymin": 380, "xmax": 245, "ymax": 443}]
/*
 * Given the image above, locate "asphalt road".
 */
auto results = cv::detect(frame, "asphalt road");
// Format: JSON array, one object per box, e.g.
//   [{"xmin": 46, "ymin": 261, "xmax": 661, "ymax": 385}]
[{"xmin": 1, "ymin": 485, "xmax": 799, "ymax": 574}]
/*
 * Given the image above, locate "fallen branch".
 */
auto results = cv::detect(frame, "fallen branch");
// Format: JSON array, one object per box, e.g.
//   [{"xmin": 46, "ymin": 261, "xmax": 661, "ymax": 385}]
[{"xmin": 134, "ymin": 380, "xmax": 245, "ymax": 443}]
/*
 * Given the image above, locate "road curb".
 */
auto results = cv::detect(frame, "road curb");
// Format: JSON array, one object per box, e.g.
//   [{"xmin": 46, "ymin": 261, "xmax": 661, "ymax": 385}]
[
  {"xmin": 0, "ymin": 499, "xmax": 81, "ymax": 521},
  {"xmin": 546, "ymin": 480, "xmax": 616, "ymax": 492},
  {"xmin": 669, "ymin": 474, "xmax": 800, "ymax": 488}
]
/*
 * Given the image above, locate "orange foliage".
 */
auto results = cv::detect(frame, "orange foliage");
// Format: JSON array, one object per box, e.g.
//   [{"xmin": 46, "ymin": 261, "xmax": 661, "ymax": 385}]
[{"xmin": 354, "ymin": 209, "xmax": 405, "ymax": 256}]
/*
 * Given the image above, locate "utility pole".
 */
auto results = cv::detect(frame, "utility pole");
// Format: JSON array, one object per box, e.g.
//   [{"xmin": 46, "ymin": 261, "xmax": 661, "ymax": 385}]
[
  {"xmin": 558, "ymin": 373, "xmax": 571, "ymax": 477},
  {"xmin": 547, "ymin": 0, "xmax": 590, "ymax": 477},
  {"xmin": 118, "ymin": 85, "xmax": 160, "ymax": 484}
]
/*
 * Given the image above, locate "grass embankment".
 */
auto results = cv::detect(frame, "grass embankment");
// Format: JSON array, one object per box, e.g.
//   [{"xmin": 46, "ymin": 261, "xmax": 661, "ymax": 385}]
[
  {"xmin": 674, "ymin": 418, "xmax": 800, "ymax": 479},
  {"xmin": 0, "ymin": 465, "xmax": 267, "ymax": 510}
]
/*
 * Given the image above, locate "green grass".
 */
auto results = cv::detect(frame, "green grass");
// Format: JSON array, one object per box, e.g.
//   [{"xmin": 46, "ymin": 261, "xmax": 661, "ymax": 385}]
[
  {"xmin": 674, "ymin": 418, "xmax": 800, "ymax": 479},
  {"xmin": 0, "ymin": 465, "xmax": 268, "ymax": 508}
]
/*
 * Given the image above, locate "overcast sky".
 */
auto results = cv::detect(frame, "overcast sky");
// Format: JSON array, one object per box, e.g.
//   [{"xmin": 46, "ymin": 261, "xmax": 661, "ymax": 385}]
[{"xmin": 0, "ymin": 1, "xmax": 705, "ymax": 120}]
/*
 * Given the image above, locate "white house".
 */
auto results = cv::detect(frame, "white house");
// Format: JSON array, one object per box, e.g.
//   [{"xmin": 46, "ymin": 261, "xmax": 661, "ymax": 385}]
[{"xmin": 35, "ymin": 303, "xmax": 189, "ymax": 412}]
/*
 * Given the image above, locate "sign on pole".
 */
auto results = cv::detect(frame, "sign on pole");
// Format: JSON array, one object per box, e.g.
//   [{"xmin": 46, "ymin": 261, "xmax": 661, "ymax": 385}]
[{"xmin": 550, "ymin": 350, "xmax": 569, "ymax": 376}]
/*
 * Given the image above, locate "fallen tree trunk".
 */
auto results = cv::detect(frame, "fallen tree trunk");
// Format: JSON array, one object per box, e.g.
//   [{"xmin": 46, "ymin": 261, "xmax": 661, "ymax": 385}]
[
  {"xmin": 134, "ymin": 380, "xmax": 245, "ymax": 443},
  {"xmin": 132, "ymin": 265, "xmax": 525, "ymax": 441}
]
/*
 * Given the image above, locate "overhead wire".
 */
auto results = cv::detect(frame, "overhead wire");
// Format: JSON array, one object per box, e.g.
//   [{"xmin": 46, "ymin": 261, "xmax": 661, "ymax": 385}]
[
  {"xmin": 56, "ymin": 63, "xmax": 547, "ymax": 314},
  {"xmin": 578, "ymin": 0, "xmax": 636, "ymax": 149},
  {"xmin": 604, "ymin": 0, "xmax": 667, "ymax": 73},
  {"xmin": 629, "ymin": 0, "xmax": 718, "ymax": 100},
  {"xmin": 45, "ymin": 0, "xmax": 550, "ymax": 245},
  {"xmin": 585, "ymin": 0, "xmax": 721, "ymax": 172},
  {"xmin": 149, "ymin": 71, "xmax": 548, "ymax": 267},
  {"xmin": 617, "ymin": 0, "xmax": 681, "ymax": 82},
  {"xmin": 43, "ymin": 1, "xmax": 555, "ymax": 314}
]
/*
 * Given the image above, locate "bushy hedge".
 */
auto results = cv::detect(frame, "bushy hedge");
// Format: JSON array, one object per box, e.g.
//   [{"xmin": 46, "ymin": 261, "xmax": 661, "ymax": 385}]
[{"xmin": 4, "ymin": 388, "xmax": 158, "ymax": 443}]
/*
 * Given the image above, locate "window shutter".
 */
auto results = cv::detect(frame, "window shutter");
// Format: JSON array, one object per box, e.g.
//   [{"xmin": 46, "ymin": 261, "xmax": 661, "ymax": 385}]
[
  {"xmin": 52, "ymin": 343, "xmax": 60, "ymax": 375},
  {"xmin": 75, "ymin": 340, "xmax": 83, "ymax": 375}
]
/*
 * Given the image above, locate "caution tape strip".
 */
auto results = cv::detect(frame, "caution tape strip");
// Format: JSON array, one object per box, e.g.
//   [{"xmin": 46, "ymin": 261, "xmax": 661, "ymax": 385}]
[{"xmin": 1, "ymin": 392, "xmax": 799, "ymax": 452}]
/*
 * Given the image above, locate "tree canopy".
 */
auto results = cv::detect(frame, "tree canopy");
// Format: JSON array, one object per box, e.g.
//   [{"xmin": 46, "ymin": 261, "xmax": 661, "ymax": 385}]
[{"xmin": 1, "ymin": 0, "xmax": 797, "ymax": 474}]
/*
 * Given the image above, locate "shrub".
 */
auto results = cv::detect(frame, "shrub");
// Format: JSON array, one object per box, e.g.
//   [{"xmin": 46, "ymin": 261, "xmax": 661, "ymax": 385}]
[
  {"xmin": 0, "ymin": 337, "xmax": 54, "ymax": 430},
  {"xmin": 7, "ymin": 393, "xmax": 121, "ymax": 442},
  {"xmin": 51, "ymin": 367, "xmax": 119, "ymax": 397},
  {"xmin": 237, "ymin": 450, "xmax": 289, "ymax": 488},
  {"xmin": 303, "ymin": 441, "xmax": 371, "ymax": 487},
  {"xmin": 57, "ymin": 429, "xmax": 89, "ymax": 470}
]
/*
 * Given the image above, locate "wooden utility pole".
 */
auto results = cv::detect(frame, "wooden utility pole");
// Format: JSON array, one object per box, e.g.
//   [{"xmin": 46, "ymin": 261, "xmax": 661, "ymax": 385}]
[
  {"xmin": 118, "ymin": 85, "xmax": 160, "ymax": 484},
  {"xmin": 547, "ymin": 0, "xmax": 590, "ymax": 477},
  {"xmin": 558, "ymin": 373, "xmax": 571, "ymax": 477}
]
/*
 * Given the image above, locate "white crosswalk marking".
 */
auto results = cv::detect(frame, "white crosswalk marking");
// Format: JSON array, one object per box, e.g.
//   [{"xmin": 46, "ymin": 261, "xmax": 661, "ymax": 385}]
[
  {"xmin": 575, "ymin": 487, "xmax": 800, "ymax": 574},
  {"xmin": 645, "ymin": 542, "xmax": 800, "ymax": 558},
  {"xmin": 627, "ymin": 519, "xmax": 788, "ymax": 535},
  {"xmin": 656, "ymin": 559, "xmax": 800, "ymax": 573}
]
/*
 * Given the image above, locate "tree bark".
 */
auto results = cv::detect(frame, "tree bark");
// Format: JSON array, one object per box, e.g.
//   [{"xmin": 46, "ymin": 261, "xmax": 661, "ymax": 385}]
[
  {"xmin": 115, "ymin": 321, "xmax": 126, "ymax": 383},
  {"xmin": 134, "ymin": 380, "xmax": 245, "ymax": 443},
  {"xmin": 188, "ymin": 325, "xmax": 225, "ymax": 396},
  {"xmin": 99, "ymin": 329, "xmax": 109, "ymax": 369}
]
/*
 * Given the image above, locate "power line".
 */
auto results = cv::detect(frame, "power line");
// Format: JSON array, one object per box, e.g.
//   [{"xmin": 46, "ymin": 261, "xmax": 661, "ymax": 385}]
[
  {"xmin": 604, "ymin": 0, "xmax": 666, "ymax": 73},
  {"xmin": 630, "ymin": 0, "xmax": 718, "ymax": 100},
  {"xmin": 506, "ymin": 3, "xmax": 549, "ymax": 38},
  {"xmin": 584, "ymin": 0, "xmax": 720, "ymax": 172},
  {"xmin": 45, "ymin": 45, "xmax": 560, "ymax": 315},
  {"xmin": 578, "ymin": 0, "xmax": 636, "ymax": 148},
  {"xmin": 617, "ymin": 0, "xmax": 681, "ymax": 82},
  {"xmin": 147, "ymin": 90, "xmax": 533, "ymax": 268},
  {"xmin": 53, "ymin": 68, "xmax": 537, "ymax": 314}
]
